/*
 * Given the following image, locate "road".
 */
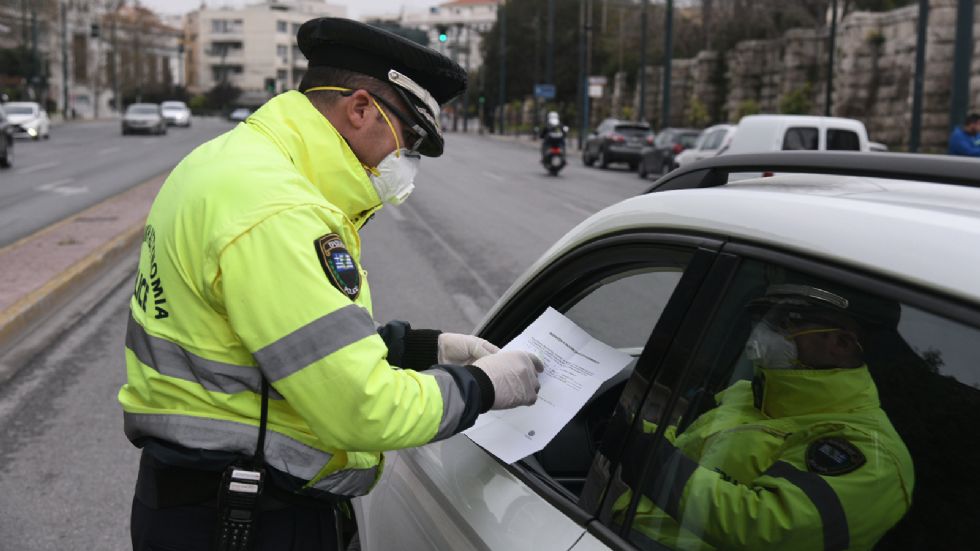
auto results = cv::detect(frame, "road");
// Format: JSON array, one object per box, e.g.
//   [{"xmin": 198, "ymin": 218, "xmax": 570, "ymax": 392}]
[
  {"xmin": 0, "ymin": 118, "xmax": 235, "ymax": 248},
  {"xmin": 0, "ymin": 130, "xmax": 652, "ymax": 549}
]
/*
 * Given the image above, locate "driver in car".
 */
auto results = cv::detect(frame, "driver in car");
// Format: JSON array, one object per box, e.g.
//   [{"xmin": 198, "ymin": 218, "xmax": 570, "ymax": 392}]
[{"xmin": 609, "ymin": 282, "xmax": 914, "ymax": 551}]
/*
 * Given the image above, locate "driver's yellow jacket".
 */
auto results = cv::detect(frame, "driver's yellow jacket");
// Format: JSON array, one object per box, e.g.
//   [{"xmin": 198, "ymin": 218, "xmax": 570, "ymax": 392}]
[
  {"xmin": 614, "ymin": 366, "xmax": 914, "ymax": 551},
  {"xmin": 118, "ymin": 91, "xmax": 489, "ymax": 500}
]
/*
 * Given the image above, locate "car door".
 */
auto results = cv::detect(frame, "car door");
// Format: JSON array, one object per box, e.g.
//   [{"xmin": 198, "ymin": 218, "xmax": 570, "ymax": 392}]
[
  {"xmin": 570, "ymin": 241, "xmax": 980, "ymax": 551},
  {"xmin": 354, "ymin": 233, "xmax": 725, "ymax": 551}
]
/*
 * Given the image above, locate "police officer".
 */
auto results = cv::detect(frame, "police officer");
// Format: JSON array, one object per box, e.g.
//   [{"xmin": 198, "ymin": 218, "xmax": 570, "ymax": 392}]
[
  {"xmin": 120, "ymin": 18, "xmax": 542, "ymax": 551},
  {"xmin": 611, "ymin": 283, "xmax": 913, "ymax": 551}
]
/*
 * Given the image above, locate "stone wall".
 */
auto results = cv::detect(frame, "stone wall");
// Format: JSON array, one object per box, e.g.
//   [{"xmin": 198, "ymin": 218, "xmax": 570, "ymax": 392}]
[{"xmin": 626, "ymin": 0, "xmax": 964, "ymax": 151}]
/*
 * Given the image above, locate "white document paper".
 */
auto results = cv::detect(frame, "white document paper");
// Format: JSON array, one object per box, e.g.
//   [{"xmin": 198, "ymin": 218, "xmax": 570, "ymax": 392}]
[{"xmin": 464, "ymin": 307, "xmax": 633, "ymax": 464}]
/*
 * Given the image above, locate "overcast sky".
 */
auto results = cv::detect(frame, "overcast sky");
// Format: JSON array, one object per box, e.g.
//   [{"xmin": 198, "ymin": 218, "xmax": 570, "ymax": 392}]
[{"xmin": 139, "ymin": 0, "xmax": 438, "ymax": 20}]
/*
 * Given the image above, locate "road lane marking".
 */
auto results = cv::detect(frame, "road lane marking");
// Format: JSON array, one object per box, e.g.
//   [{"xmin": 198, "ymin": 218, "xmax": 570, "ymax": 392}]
[
  {"xmin": 36, "ymin": 178, "xmax": 75, "ymax": 191},
  {"xmin": 15, "ymin": 161, "xmax": 58, "ymax": 175},
  {"xmin": 452, "ymin": 293, "xmax": 485, "ymax": 329},
  {"xmin": 98, "ymin": 146, "xmax": 121, "ymax": 155},
  {"xmin": 403, "ymin": 205, "xmax": 497, "ymax": 300},
  {"xmin": 385, "ymin": 206, "xmax": 406, "ymax": 222},
  {"xmin": 482, "ymin": 171, "xmax": 504, "ymax": 182},
  {"xmin": 564, "ymin": 202, "xmax": 594, "ymax": 217}
]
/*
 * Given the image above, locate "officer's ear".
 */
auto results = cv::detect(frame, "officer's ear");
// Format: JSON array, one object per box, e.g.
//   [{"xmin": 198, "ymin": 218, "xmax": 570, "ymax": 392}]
[{"xmin": 344, "ymin": 89, "xmax": 376, "ymax": 131}]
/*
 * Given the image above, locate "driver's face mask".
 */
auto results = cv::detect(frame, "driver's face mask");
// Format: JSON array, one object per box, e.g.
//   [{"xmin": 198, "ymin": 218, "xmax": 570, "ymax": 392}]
[
  {"xmin": 305, "ymin": 86, "xmax": 422, "ymax": 205},
  {"xmin": 745, "ymin": 318, "xmax": 844, "ymax": 370}
]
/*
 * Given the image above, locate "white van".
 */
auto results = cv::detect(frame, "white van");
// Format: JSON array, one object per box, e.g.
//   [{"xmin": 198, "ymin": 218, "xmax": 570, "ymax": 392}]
[{"xmin": 722, "ymin": 114, "xmax": 870, "ymax": 155}]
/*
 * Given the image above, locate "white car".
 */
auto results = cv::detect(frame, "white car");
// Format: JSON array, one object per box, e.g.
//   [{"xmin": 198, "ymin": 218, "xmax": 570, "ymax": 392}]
[
  {"xmin": 122, "ymin": 103, "xmax": 167, "ymax": 135},
  {"xmin": 673, "ymin": 123, "xmax": 735, "ymax": 168},
  {"xmin": 160, "ymin": 100, "xmax": 192, "ymax": 127},
  {"xmin": 353, "ymin": 152, "xmax": 980, "ymax": 551},
  {"xmin": 4, "ymin": 101, "xmax": 50, "ymax": 140}
]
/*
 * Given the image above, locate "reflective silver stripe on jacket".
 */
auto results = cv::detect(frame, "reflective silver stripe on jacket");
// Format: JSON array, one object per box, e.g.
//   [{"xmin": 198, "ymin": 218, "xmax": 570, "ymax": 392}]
[
  {"xmin": 252, "ymin": 304, "xmax": 378, "ymax": 382},
  {"xmin": 764, "ymin": 460, "xmax": 850, "ymax": 551},
  {"xmin": 428, "ymin": 369, "xmax": 467, "ymax": 441},
  {"xmin": 126, "ymin": 314, "xmax": 283, "ymax": 399},
  {"xmin": 125, "ymin": 412, "xmax": 378, "ymax": 497}
]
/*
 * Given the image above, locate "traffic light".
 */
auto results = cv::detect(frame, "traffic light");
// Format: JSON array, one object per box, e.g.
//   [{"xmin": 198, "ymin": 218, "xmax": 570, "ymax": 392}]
[
  {"xmin": 265, "ymin": 78, "xmax": 276, "ymax": 94},
  {"xmin": 436, "ymin": 25, "xmax": 448, "ymax": 43},
  {"xmin": 90, "ymin": 23, "xmax": 100, "ymax": 38}
]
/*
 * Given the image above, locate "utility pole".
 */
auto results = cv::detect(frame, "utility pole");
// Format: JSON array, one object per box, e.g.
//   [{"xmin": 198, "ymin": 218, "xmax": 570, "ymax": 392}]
[
  {"xmin": 546, "ymin": 0, "xmax": 555, "ymax": 86},
  {"xmin": 825, "ymin": 0, "xmax": 839, "ymax": 116},
  {"xmin": 661, "ymin": 0, "xmax": 673, "ymax": 129},
  {"xmin": 576, "ymin": 0, "xmax": 585, "ymax": 149},
  {"xmin": 949, "ymin": 0, "xmax": 974, "ymax": 134},
  {"xmin": 638, "ymin": 0, "xmax": 647, "ymax": 122},
  {"xmin": 61, "ymin": 0, "xmax": 69, "ymax": 119},
  {"xmin": 111, "ymin": 2, "xmax": 120, "ymax": 114},
  {"xmin": 497, "ymin": 0, "xmax": 506, "ymax": 135},
  {"xmin": 462, "ymin": 25, "xmax": 470, "ymax": 132},
  {"xmin": 909, "ymin": 0, "xmax": 928, "ymax": 152},
  {"xmin": 29, "ymin": 0, "xmax": 38, "ymax": 101}
]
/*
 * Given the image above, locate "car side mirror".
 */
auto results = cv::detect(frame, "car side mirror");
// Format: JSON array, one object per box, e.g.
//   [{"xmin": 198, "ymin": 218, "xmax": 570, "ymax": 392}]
[
  {"xmin": 0, "ymin": 93, "xmax": 8, "ymax": 104},
  {"xmin": 563, "ymin": 125, "xmax": 569, "ymax": 133}
]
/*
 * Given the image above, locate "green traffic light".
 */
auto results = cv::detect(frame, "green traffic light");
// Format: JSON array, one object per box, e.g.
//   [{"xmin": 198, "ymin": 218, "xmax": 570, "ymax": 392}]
[{"xmin": 439, "ymin": 34, "xmax": 447, "ymax": 43}]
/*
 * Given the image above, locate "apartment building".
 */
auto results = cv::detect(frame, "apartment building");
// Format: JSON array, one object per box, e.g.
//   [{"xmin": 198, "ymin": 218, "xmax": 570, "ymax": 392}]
[
  {"xmin": 370, "ymin": 0, "xmax": 499, "ymax": 73},
  {"xmin": 185, "ymin": 0, "xmax": 345, "ymax": 105}
]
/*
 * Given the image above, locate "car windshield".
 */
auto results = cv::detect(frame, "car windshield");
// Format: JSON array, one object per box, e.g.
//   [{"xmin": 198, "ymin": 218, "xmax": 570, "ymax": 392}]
[
  {"xmin": 679, "ymin": 133, "xmax": 700, "ymax": 147},
  {"xmin": 615, "ymin": 125, "xmax": 651, "ymax": 137},
  {"xmin": 6, "ymin": 105, "xmax": 36, "ymax": 115},
  {"xmin": 128, "ymin": 106, "xmax": 159, "ymax": 115},
  {"xmin": 161, "ymin": 102, "xmax": 186, "ymax": 110}
]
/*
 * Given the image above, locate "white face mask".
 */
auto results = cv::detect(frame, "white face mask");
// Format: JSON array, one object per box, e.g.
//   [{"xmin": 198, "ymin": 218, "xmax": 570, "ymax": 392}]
[
  {"xmin": 368, "ymin": 148, "xmax": 420, "ymax": 205},
  {"xmin": 745, "ymin": 323, "xmax": 799, "ymax": 370}
]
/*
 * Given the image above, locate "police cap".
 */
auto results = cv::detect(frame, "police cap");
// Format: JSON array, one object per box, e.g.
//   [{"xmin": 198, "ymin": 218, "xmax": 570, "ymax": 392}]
[{"xmin": 297, "ymin": 17, "xmax": 467, "ymax": 157}]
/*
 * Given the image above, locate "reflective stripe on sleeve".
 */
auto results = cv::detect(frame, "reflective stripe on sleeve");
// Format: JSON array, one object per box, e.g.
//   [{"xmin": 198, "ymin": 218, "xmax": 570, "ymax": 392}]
[
  {"xmin": 428, "ymin": 369, "xmax": 467, "ymax": 441},
  {"xmin": 764, "ymin": 461, "xmax": 850, "ymax": 551},
  {"xmin": 252, "ymin": 304, "xmax": 378, "ymax": 382},
  {"xmin": 126, "ymin": 314, "xmax": 283, "ymax": 399}
]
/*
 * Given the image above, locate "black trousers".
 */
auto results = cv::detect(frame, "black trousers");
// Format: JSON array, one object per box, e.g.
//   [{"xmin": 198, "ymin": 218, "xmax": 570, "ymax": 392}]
[{"xmin": 131, "ymin": 495, "xmax": 338, "ymax": 551}]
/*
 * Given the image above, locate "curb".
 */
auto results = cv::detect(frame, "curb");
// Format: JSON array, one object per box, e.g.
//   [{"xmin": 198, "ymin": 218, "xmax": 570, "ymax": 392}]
[{"xmin": 0, "ymin": 173, "xmax": 166, "ymax": 366}]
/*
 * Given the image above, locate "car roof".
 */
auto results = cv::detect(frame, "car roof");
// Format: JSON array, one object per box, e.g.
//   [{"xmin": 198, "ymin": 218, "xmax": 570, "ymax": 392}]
[
  {"xmin": 161, "ymin": 101, "xmax": 187, "ymax": 107},
  {"xmin": 128, "ymin": 103, "xmax": 159, "ymax": 108},
  {"xmin": 498, "ymin": 155, "xmax": 980, "ymax": 310},
  {"xmin": 736, "ymin": 114, "xmax": 866, "ymax": 131},
  {"xmin": 6, "ymin": 101, "xmax": 40, "ymax": 108}
]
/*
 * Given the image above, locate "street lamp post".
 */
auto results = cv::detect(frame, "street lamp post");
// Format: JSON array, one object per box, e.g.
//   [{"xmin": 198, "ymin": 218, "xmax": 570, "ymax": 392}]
[
  {"xmin": 824, "ymin": 0, "xmax": 839, "ymax": 117},
  {"xmin": 497, "ymin": 0, "xmax": 506, "ymax": 135},
  {"xmin": 61, "ymin": 0, "xmax": 70, "ymax": 119},
  {"xmin": 661, "ymin": 0, "xmax": 673, "ymax": 128}
]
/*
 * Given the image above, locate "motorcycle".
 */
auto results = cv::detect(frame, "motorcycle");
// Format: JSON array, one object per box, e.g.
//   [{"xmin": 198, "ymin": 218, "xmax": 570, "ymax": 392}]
[{"xmin": 543, "ymin": 145, "xmax": 566, "ymax": 176}]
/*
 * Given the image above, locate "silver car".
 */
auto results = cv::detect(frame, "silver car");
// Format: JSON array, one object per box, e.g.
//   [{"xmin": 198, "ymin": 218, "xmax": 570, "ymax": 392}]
[
  {"xmin": 161, "ymin": 100, "xmax": 192, "ymax": 127},
  {"xmin": 122, "ymin": 103, "xmax": 167, "ymax": 136}
]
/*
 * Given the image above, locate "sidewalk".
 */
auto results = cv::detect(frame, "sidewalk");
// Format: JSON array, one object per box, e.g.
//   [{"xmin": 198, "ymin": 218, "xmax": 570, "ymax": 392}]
[{"xmin": 0, "ymin": 174, "xmax": 165, "ymax": 370}]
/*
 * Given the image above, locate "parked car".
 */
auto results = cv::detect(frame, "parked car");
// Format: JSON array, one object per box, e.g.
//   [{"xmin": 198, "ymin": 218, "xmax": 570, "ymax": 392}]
[
  {"xmin": 673, "ymin": 123, "xmax": 736, "ymax": 169},
  {"xmin": 228, "ymin": 107, "xmax": 252, "ymax": 122},
  {"xmin": 582, "ymin": 118, "xmax": 653, "ymax": 170},
  {"xmin": 0, "ymin": 103, "xmax": 15, "ymax": 168},
  {"xmin": 636, "ymin": 127, "xmax": 700, "ymax": 178},
  {"xmin": 3, "ymin": 101, "xmax": 50, "ymax": 140},
  {"xmin": 160, "ymin": 100, "xmax": 192, "ymax": 127},
  {"xmin": 122, "ymin": 103, "xmax": 167, "ymax": 135},
  {"xmin": 353, "ymin": 151, "xmax": 980, "ymax": 551}
]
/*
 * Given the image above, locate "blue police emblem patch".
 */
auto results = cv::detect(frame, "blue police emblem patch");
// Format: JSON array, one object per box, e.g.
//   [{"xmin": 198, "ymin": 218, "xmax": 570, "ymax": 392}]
[
  {"xmin": 315, "ymin": 233, "xmax": 360, "ymax": 300},
  {"xmin": 806, "ymin": 437, "xmax": 866, "ymax": 476}
]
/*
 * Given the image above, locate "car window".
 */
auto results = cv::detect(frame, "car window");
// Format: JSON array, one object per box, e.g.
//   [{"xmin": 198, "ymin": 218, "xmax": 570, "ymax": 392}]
[
  {"xmin": 782, "ymin": 127, "xmax": 819, "ymax": 150},
  {"xmin": 827, "ymin": 129, "xmax": 861, "ymax": 151},
  {"xmin": 616, "ymin": 125, "xmax": 652, "ymax": 138},
  {"xmin": 701, "ymin": 129, "xmax": 725, "ymax": 150},
  {"xmin": 654, "ymin": 133, "xmax": 672, "ymax": 147},
  {"xmin": 603, "ymin": 257, "xmax": 980, "ymax": 550},
  {"xmin": 128, "ymin": 106, "xmax": 159, "ymax": 115},
  {"xmin": 6, "ymin": 105, "xmax": 35, "ymax": 115},
  {"xmin": 678, "ymin": 133, "xmax": 700, "ymax": 148}
]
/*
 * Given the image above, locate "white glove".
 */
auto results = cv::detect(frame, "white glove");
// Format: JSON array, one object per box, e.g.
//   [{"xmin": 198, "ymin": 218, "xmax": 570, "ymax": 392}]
[
  {"xmin": 437, "ymin": 333, "xmax": 500, "ymax": 365},
  {"xmin": 472, "ymin": 351, "xmax": 544, "ymax": 410}
]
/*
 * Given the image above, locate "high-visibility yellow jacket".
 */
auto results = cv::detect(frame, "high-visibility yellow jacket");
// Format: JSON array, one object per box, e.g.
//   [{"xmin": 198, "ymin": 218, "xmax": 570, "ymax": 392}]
[
  {"xmin": 118, "ymin": 91, "xmax": 492, "ymax": 500},
  {"xmin": 614, "ymin": 366, "xmax": 914, "ymax": 551}
]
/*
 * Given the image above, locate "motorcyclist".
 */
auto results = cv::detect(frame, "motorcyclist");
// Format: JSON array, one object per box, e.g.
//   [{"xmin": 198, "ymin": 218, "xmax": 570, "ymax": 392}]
[{"xmin": 539, "ymin": 111, "xmax": 567, "ymax": 160}]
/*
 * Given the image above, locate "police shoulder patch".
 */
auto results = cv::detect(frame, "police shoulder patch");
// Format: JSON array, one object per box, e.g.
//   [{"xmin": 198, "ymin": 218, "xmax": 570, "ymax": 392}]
[
  {"xmin": 314, "ymin": 233, "xmax": 360, "ymax": 300},
  {"xmin": 806, "ymin": 437, "xmax": 866, "ymax": 476}
]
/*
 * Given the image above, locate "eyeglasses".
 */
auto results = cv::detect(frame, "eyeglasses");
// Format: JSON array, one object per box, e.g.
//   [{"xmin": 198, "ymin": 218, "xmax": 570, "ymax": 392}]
[{"xmin": 341, "ymin": 89, "xmax": 427, "ymax": 153}]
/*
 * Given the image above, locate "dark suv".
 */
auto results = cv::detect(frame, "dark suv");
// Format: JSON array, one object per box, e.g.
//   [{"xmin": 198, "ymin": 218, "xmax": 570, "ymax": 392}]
[
  {"xmin": 637, "ymin": 127, "xmax": 700, "ymax": 178},
  {"xmin": 582, "ymin": 119, "xmax": 653, "ymax": 170}
]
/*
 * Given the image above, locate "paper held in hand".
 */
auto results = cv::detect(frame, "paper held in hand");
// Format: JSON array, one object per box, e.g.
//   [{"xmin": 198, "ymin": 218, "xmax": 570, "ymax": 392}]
[{"xmin": 464, "ymin": 307, "xmax": 634, "ymax": 464}]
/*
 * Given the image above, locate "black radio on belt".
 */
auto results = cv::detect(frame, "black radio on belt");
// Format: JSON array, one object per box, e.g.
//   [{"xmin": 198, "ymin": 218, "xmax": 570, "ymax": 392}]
[
  {"xmin": 213, "ymin": 463, "xmax": 265, "ymax": 551},
  {"xmin": 213, "ymin": 379, "xmax": 271, "ymax": 551}
]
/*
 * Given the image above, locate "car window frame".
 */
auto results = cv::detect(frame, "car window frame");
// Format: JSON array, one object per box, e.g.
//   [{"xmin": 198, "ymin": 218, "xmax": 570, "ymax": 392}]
[
  {"xmin": 476, "ymin": 231, "xmax": 725, "ymax": 530},
  {"xmin": 607, "ymin": 237, "xmax": 980, "ymax": 547}
]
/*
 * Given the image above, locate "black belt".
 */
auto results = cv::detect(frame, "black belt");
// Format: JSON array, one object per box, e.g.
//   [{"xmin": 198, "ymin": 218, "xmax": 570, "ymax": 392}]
[{"xmin": 134, "ymin": 451, "xmax": 335, "ymax": 511}]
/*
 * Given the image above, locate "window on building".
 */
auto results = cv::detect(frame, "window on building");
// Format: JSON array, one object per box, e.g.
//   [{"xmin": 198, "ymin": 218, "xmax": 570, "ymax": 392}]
[
  {"xmin": 277, "ymin": 44, "xmax": 288, "ymax": 63},
  {"xmin": 292, "ymin": 22, "xmax": 301, "ymax": 34},
  {"xmin": 276, "ymin": 20, "xmax": 288, "ymax": 33},
  {"xmin": 211, "ymin": 19, "xmax": 242, "ymax": 33}
]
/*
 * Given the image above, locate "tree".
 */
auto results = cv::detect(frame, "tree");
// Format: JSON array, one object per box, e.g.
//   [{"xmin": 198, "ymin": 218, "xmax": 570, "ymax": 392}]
[{"xmin": 205, "ymin": 81, "xmax": 241, "ymax": 112}]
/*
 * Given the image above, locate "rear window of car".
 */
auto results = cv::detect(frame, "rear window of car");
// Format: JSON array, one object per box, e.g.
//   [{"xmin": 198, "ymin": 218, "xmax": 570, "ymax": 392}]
[
  {"xmin": 679, "ymin": 133, "xmax": 700, "ymax": 148},
  {"xmin": 161, "ymin": 102, "xmax": 187, "ymax": 110},
  {"xmin": 828, "ymin": 129, "xmax": 861, "ymax": 151},
  {"xmin": 6, "ymin": 105, "xmax": 36, "ymax": 115},
  {"xmin": 128, "ymin": 105, "xmax": 159, "ymax": 115},
  {"xmin": 782, "ymin": 127, "xmax": 819, "ymax": 150},
  {"xmin": 615, "ymin": 125, "xmax": 651, "ymax": 137}
]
